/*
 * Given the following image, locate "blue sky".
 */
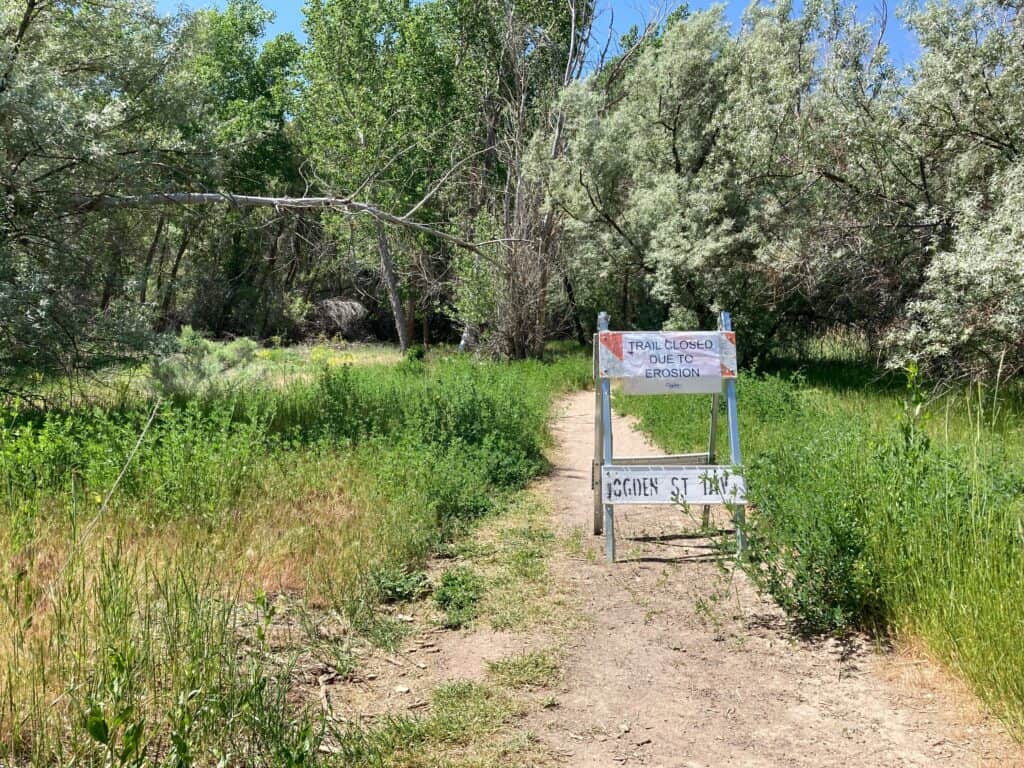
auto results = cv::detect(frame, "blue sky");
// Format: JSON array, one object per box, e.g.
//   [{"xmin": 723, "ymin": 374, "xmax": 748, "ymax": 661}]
[{"xmin": 156, "ymin": 0, "xmax": 919, "ymax": 65}]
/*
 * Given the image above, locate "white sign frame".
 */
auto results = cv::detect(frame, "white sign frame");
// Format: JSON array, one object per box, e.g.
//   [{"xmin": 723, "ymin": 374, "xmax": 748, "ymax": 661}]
[{"xmin": 593, "ymin": 312, "xmax": 746, "ymax": 563}]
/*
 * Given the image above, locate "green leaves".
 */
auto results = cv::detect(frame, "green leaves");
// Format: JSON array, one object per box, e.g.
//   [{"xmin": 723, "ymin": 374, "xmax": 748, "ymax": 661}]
[
  {"xmin": 84, "ymin": 705, "xmax": 110, "ymax": 746},
  {"xmin": 82, "ymin": 701, "xmax": 148, "ymax": 766},
  {"xmin": 549, "ymin": 0, "xmax": 1023, "ymax": 373},
  {"xmin": 434, "ymin": 565, "xmax": 484, "ymax": 628}
]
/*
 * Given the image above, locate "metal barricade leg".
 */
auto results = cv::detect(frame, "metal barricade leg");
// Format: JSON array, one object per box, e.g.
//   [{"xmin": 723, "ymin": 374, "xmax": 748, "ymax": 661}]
[
  {"xmin": 702, "ymin": 390, "xmax": 719, "ymax": 530},
  {"xmin": 720, "ymin": 312, "xmax": 746, "ymax": 556},
  {"xmin": 593, "ymin": 334, "xmax": 604, "ymax": 535},
  {"xmin": 597, "ymin": 312, "xmax": 615, "ymax": 562}
]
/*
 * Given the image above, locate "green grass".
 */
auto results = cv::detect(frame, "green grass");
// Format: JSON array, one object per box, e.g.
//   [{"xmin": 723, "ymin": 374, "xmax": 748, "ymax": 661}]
[
  {"xmin": 615, "ymin": 359, "xmax": 1024, "ymax": 738},
  {"xmin": 460, "ymin": 493, "xmax": 563, "ymax": 633},
  {"xmin": 0, "ymin": 347, "xmax": 590, "ymax": 764},
  {"xmin": 0, "ymin": 338, "xmax": 407, "ymax": 411},
  {"xmin": 487, "ymin": 651, "xmax": 561, "ymax": 690}
]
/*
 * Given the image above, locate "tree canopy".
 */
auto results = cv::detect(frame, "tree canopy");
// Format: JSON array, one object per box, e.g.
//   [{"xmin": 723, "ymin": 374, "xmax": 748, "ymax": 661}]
[{"xmin": 2, "ymin": 0, "xmax": 1021, "ymax": 388}]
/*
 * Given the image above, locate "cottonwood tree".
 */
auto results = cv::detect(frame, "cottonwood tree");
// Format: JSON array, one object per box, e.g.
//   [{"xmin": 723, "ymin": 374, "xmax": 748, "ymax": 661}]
[
  {"xmin": 442, "ymin": 0, "xmax": 595, "ymax": 358},
  {"xmin": 171, "ymin": 0, "xmax": 306, "ymax": 337},
  {"xmin": 298, "ymin": 0, "xmax": 595, "ymax": 358},
  {"xmin": 0, "ymin": 0, "xmax": 313, "ymax": 389},
  {"xmin": 299, "ymin": 0, "xmax": 472, "ymax": 351}
]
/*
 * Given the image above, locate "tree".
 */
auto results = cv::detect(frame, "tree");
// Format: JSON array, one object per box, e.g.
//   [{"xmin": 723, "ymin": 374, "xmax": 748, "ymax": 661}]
[
  {"xmin": 890, "ymin": 0, "xmax": 1024, "ymax": 377},
  {"xmin": 444, "ymin": 0, "xmax": 596, "ymax": 357},
  {"xmin": 299, "ymin": 0, "xmax": 468, "ymax": 350},
  {"xmin": 1, "ymin": 1, "xmax": 188, "ymax": 384},
  {"xmin": 547, "ymin": 1, "xmax": 934, "ymax": 357},
  {"xmin": 169, "ymin": 0, "xmax": 306, "ymax": 337}
]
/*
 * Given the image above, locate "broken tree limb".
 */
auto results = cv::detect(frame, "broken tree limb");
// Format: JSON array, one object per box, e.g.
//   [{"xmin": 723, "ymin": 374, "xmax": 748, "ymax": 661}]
[{"xmin": 72, "ymin": 192, "xmax": 485, "ymax": 254}]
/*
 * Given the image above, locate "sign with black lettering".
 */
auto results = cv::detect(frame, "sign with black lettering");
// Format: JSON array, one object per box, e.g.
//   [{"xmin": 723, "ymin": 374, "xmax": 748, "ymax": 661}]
[
  {"xmin": 598, "ymin": 331, "xmax": 737, "ymax": 395},
  {"xmin": 601, "ymin": 465, "xmax": 746, "ymax": 505}
]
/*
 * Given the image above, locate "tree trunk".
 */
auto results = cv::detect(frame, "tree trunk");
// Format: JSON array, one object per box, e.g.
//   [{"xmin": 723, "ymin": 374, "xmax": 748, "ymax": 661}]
[
  {"xmin": 620, "ymin": 266, "xmax": 630, "ymax": 329},
  {"xmin": 99, "ymin": 230, "xmax": 123, "ymax": 312},
  {"xmin": 404, "ymin": 295, "xmax": 416, "ymax": 349},
  {"xmin": 139, "ymin": 215, "xmax": 165, "ymax": 304},
  {"xmin": 376, "ymin": 221, "xmax": 409, "ymax": 351},
  {"xmin": 459, "ymin": 323, "xmax": 475, "ymax": 353},
  {"xmin": 74, "ymin": 192, "xmax": 481, "ymax": 253},
  {"xmin": 160, "ymin": 224, "xmax": 192, "ymax": 328},
  {"xmin": 259, "ymin": 219, "xmax": 288, "ymax": 337},
  {"xmin": 562, "ymin": 270, "xmax": 586, "ymax": 345},
  {"xmin": 100, "ymin": 271, "xmax": 114, "ymax": 312},
  {"xmin": 155, "ymin": 238, "xmax": 169, "ymax": 298}
]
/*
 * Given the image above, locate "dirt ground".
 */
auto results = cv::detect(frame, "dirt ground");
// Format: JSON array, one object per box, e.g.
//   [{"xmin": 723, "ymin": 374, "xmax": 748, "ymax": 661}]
[
  {"xmin": 523, "ymin": 390, "xmax": 1022, "ymax": 767},
  {"xmin": 315, "ymin": 390, "xmax": 1022, "ymax": 766}
]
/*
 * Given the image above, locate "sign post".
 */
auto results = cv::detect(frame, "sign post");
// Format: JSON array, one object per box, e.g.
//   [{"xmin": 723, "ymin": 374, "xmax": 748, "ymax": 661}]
[
  {"xmin": 593, "ymin": 311, "xmax": 747, "ymax": 562},
  {"xmin": 719, "ymin": 311, "xmax": 746, "ymax": 552},
  {"xmin": 598, "ymin": 312, "xmax": 615, "ymax": 561}
]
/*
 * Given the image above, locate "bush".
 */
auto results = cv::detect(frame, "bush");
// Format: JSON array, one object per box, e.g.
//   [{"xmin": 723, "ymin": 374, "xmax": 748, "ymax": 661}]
[
  {"xmin": 893, "ymin": 161, "xmax": 1024, "ymax": 379},
  {"xmin": 434, "ymin": 566, "xmax": 484, "ymax": 628},
  {"xmin": 743, "ymin": 419, "xmax": 886, "ymax": 632},
  {"xmin": 370, "ymin": 565, "xmax": 431, "ymax": 603},
  {"xmin": 0, "ymin": 347, "xmax": 592, "ymax": 761},
  {"xmin": 150, "ymin": 326, "xmax": 259, "ymax": 399}
]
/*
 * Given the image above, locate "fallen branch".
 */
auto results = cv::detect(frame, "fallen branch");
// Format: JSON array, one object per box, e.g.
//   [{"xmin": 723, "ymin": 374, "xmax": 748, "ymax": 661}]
[{"xmin": 73, "ymin": 192, "xmax": 484, "ymax": 254}]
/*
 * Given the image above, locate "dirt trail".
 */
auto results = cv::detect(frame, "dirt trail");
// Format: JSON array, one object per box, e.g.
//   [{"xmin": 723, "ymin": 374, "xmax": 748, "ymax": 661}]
[{"xmin": 528, "ymin": 390, "xmax": 1021, "ymax": 767}]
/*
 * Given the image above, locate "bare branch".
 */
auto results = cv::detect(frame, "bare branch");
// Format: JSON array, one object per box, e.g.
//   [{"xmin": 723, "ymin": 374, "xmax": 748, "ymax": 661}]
[
  {"xmin": 402, "ymin": 147, "xmax": 493, "ymax": 220},
  {"xmin": 71, "ymin": 192, "xmax": 486, "ymax": 254}
]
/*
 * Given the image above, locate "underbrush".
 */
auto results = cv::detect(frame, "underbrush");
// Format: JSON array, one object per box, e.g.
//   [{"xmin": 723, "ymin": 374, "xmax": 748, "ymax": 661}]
[
  {"xmin": 0, "ymin": 352, "xmax": 589, "ymax": 764},
  {"xmin": 617, "ymin": 368, "xmax": 1024, "ymax": 738}
]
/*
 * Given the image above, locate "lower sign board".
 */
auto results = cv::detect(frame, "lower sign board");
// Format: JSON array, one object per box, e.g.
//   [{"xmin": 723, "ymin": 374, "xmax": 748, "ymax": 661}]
[
  {"xmin": 601, "ymin": 465, "xmax": 746, "ymax": 505},
  {"xmin": 622, "ymin": 377, "xmax": 721, "ymax": 395}
]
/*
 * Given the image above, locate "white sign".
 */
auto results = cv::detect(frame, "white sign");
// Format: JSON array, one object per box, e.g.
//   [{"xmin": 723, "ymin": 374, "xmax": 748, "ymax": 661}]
[
  {"xmin": 601, "ymin": 465, "xmax": 746, "ymax": 505},
  {"xmin": 622, "ymin": 377, "xmax": 715, "ymax": 395},
  {"xmin": 598, "ymin": 332, "xmax": 737, "ymax": 394}
]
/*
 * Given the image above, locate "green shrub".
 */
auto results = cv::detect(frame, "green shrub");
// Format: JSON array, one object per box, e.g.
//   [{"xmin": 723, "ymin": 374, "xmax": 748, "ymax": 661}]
[
  {"xmin": 370, "ymin": 565, "xmax": 431, "ymax": 604},
  {"xmin": 150, "ymin": 326, "xmax": 259, "ymax": 399},
  {"xmin": 743, "ymin": 419, "xmax": 885, "ymax": 632},
  {"xmin": 0, "ymin": 353, "xmax": 588, "ymax": 526},
  {"xmin": 434, "ymin": 566, "xmax": 484, "ymax": 628},
  {"xmin": 0, "ymin": 346, "xmax": 593, "ymax": 762}
]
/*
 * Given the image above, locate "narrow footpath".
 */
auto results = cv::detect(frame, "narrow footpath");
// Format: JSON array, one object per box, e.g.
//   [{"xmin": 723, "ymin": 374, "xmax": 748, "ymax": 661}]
[{"xmin": 528, "ymin": 390, "xmax": 1020, "ymax": 767}]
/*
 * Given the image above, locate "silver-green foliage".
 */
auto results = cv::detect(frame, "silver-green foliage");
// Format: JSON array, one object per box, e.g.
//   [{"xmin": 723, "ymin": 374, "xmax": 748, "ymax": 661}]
[
  {"xmin": 1, "ymin": 1, "xmax": 184, "ymax": 376},
  {"xmin": 890, "ymin": 0, "xmax": 1024, "ymax": 378},
  {"xmin": 546, "ymin": 3, "xmax": 890, "ymax": 348},
  {"xmin": 149, "ymin": 326, "xmax": 260, "ymax": 399},
  {"xmin": 547, "ymin": 0, "xmax": 1022, "ymax": 375},
  {"xmin": 896, "ymin": 162, "xmax": 1024, "ymax": 378}
]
